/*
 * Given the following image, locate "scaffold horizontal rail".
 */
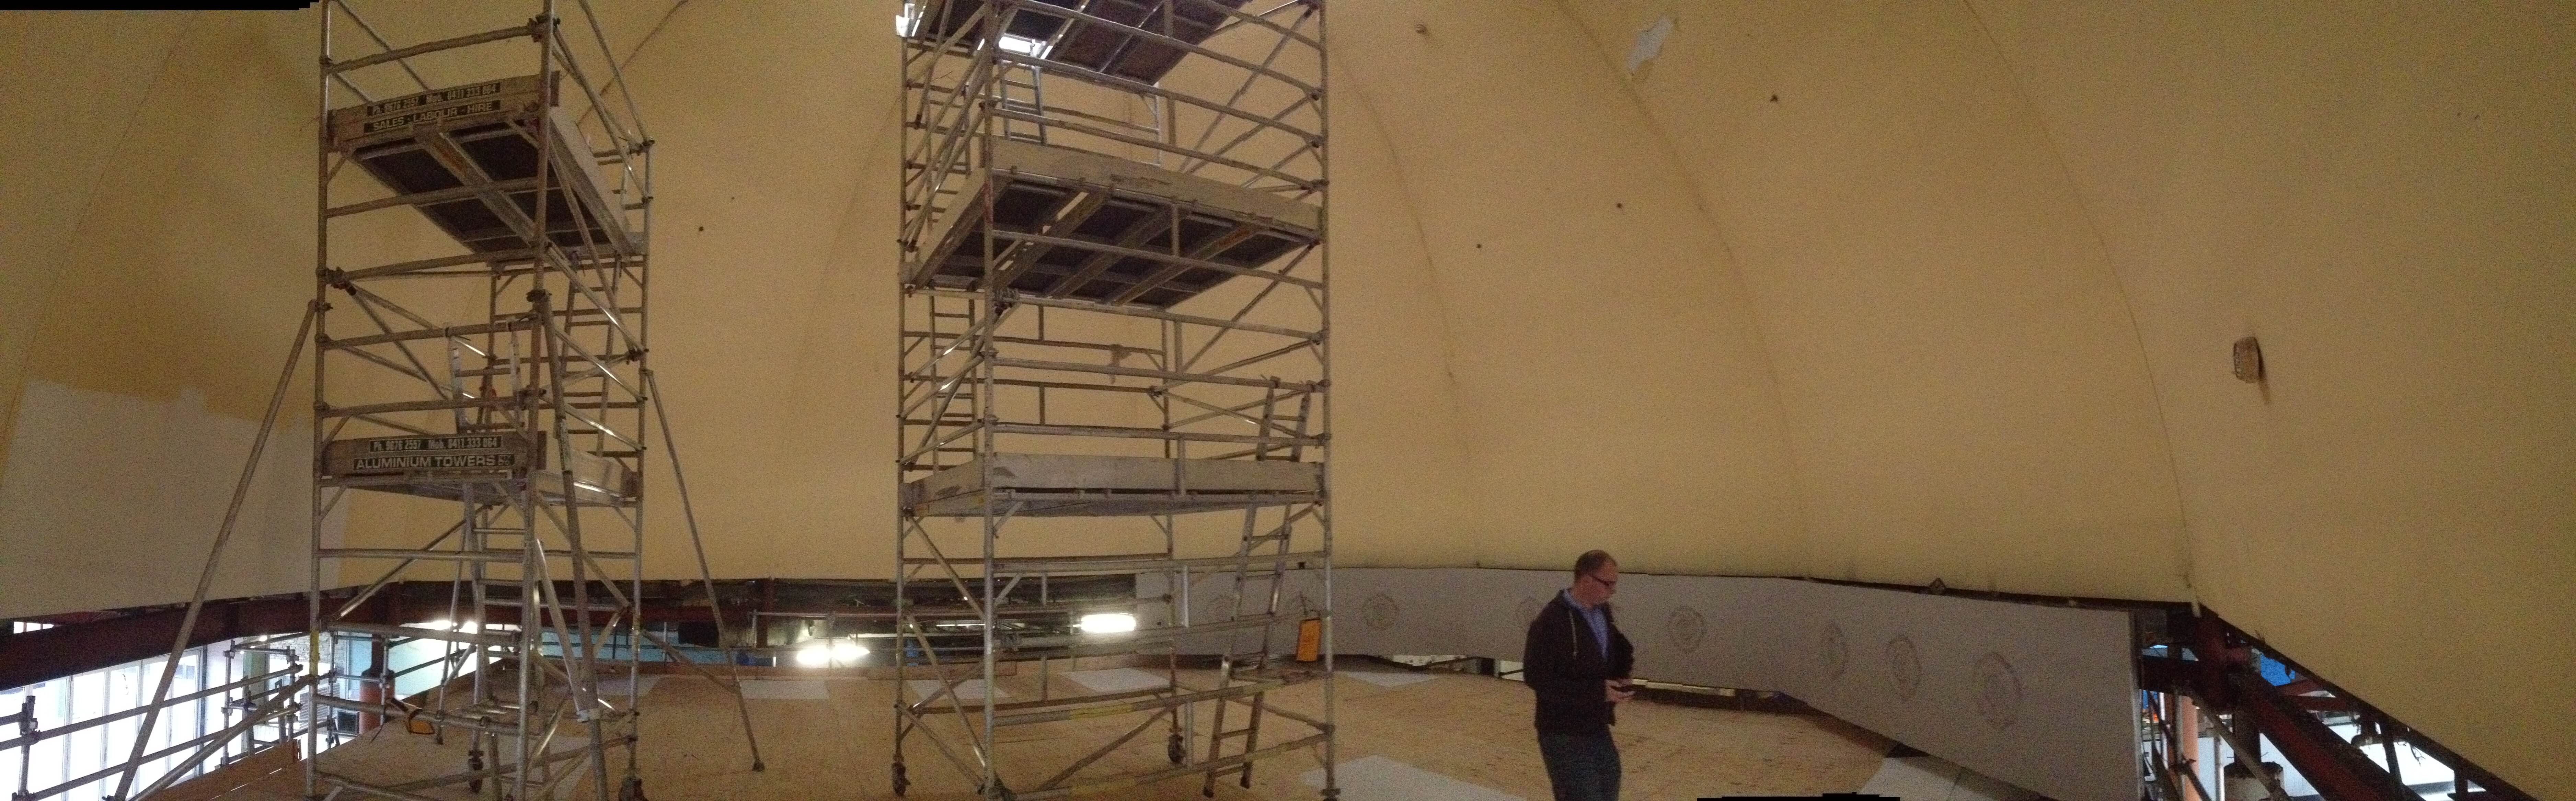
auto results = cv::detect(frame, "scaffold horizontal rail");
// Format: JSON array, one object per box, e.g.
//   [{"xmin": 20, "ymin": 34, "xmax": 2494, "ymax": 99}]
[
  {"xmin": 317, "ymin": 547, "xmax": 638, "ymax": 562},
  {"xmin": 989, "ymin": 420, "xmax": 1323, "ymax": 446},
  {"xmin": 989, "ymin": 357, "xmax": 1315, "ymax": 391},
  {"xmin": 336, "ymin": 248, "xmax": 541, "ymax": 281},
  {"xmin": 321, "ymin": 395, "xmax": 523, "ymax": 418},
  {"xmin": 322, "ymin": 21, "xmax": 535, "ymax": 76},
  {"xmin": 1004, "ymin": 612, "xmax": 1302, "ymax": 650},
  {"xmin": 321, "ymin": 318, "xmax": 534, "ymax": 349},
  {"xmin": 988, "ymin": 231, "xmax": 1323, "ymax": 290},
  {"xmin": 987, "ymin": 51, "xmax": 1319, "ymax": 145},
  {"xmin": 902, "ymin": 613, "xmax": 1320, "ymax": 663},
  {"xmin": 992, "ymin": 676, "xmax": 1297, "ymax": 727},
  {"xmin": 327, "ymin": 621, "xmax": 516, "ymax": 647},
  {"xmin": 901, "ymin": 551, "xmax": 1325, "ymax": 576},
  {"xmin": 315, "ymin": 548, "xmax": 523, "ymax": 562},
  {"xmin": 998, "ymin": 292, "xmax": 1320, "ymax": 339},
  {"xmin": 908, "ymin": 489, "xmax": 1313, "ymax": 517}
]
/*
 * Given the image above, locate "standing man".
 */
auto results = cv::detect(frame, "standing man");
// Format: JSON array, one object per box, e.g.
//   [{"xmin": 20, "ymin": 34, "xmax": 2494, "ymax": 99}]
[{"xmin": 1523, "ymin": 550, "xmax": 1635, "ymax": 801}]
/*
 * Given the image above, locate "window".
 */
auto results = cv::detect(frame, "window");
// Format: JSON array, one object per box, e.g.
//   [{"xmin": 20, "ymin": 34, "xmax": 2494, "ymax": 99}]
[{"xmin": 0, "ymin": 638, "xmax": 298, "ymax": 798}]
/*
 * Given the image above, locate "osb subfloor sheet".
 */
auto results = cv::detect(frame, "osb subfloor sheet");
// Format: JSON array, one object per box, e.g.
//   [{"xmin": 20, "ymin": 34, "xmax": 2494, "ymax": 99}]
[{"xmin": 208, "ymin": 669, "xmax": 1888, "ymax": 800}]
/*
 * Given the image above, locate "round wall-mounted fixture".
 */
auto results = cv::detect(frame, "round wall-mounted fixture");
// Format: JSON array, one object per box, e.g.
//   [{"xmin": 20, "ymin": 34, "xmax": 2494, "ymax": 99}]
[{"xmin": 2232, "ymin": 336, "xmax": 2266, "ymax": 383}]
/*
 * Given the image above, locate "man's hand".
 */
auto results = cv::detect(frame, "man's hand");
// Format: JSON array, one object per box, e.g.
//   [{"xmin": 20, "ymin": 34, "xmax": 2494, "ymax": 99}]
[{"xmin": 1604, "ymin": 679, "xmax": 1636, "ymax": 703}]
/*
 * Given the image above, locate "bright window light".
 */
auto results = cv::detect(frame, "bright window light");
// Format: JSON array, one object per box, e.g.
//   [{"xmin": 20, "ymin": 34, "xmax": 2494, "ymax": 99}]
[
  {"xmin": 794, "ymin": 643, "xmax": 831, "ymax": 667},
  {"xmin": 1078, "ymin": 613, "xmax": 1138, "ymax": 634},
  {"xmin": 895, "ymin": 3, "xmax": 922, "ymax": 37},
  {"xmin": 998, "ymin": 34, "xmax": 1048, "ymax": 56},
  {"xmin": 896, "ymin": 4, "xmax": 1050, "ymax": 57},
  {"xmin": 797, "ymin": 639, "xmax": 867, "ymax": 667}
]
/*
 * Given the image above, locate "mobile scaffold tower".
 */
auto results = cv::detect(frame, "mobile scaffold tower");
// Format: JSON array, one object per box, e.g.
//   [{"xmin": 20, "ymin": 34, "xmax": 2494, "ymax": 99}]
[
  {"xmin": 894, "ymin": 0, "xmax": 1335, "ymax": 798},
  {"xmin": 284, "ymin": 1, "xmax": 753, "ymax": 798}
]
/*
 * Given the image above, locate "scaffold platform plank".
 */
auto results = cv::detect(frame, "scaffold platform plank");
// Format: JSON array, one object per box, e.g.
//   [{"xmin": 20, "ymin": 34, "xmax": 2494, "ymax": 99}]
[
  {"xmin": 328, "ymin": 74, "xmax": 640, "ymax": 257},
  {"xmin": 902, "ymin": 453, "xmax": 1319, "ymax": 517},
  {"xmin": 910, "ymin": 139, "xmax": 1317, "ymax": 307}
]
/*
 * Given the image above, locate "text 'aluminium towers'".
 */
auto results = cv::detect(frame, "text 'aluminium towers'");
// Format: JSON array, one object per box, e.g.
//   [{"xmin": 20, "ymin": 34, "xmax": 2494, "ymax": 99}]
[{"xmin": 895, "ymin": 0, "xmax": 1337, "ymax": 799}]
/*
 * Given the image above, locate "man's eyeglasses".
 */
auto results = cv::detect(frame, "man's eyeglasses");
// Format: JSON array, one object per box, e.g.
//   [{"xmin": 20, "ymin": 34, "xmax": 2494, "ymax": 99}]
[{"xmin": 1583, "ymin": 573, "xmax": 1616, "ymax": 589}]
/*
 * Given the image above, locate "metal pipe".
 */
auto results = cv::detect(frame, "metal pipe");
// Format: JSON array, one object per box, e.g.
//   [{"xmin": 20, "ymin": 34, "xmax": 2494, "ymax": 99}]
[
  {"xmin": 112, "ymin": 304, "xmax": 316, "ymax": 799},
  {"xmin": 644, "ymin": 369, "xmax": 767, "ymax": 771},
  {"xmin": 323, "ymin": 22, "xmax": 536, "ymax": 76}
]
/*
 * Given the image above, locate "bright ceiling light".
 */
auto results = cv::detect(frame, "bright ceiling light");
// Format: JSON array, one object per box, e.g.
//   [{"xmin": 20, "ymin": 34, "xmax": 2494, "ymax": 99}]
[
  {"xmin": 1078, "ymin": 613, "xmax": 1137, "ymax": 634},
  {"xmin": 833, "ymin": 641, "xmax": 867, "ymax": 661},
  {"xmin": 411, "ymin": 620, "xmax": 455, "ymax": 631},
  {"xmin": 794, "ymin": 643, "xmax": 831, "ymax": 667}
]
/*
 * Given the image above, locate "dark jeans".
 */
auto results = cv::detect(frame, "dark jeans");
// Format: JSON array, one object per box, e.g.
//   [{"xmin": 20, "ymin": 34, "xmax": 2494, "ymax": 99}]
[{"xmin": 1537, "ymin": 730, "xmax": 1621, "ymax": 801}]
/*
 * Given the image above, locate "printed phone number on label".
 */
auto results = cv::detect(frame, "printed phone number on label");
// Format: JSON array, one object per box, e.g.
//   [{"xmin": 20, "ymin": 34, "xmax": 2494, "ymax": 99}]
[
  {"xmin": 362, "ymin": 100, "xmax": 504, "ymax": 134},
  {"xmin": 367, "ymin": 435, "xmax": 508, "ymax": 453},
  {"xmin": 362, "ymin": 81, "xmax": 504, "ymax": 117}
]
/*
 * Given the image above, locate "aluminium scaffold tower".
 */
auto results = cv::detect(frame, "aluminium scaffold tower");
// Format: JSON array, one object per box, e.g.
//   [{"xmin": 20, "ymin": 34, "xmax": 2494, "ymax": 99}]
[
  {"xmin": 895, "ymin": 0, "xmax": 1335, "ymax": 799},
  {"xmin": 92, "ymin": 2, "xmax": 757, "ymax": 799}
]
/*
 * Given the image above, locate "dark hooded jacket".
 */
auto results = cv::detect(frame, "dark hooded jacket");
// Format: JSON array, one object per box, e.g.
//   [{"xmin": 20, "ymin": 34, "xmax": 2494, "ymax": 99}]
[{"xmin": 1521, "ymin": 592, "xmax": 1635, "ymax": 734}]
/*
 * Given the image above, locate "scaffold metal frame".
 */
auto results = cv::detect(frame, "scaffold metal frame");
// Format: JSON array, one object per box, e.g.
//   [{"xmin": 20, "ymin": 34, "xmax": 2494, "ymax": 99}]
[
  {"xmin": 895, "ymin": 0, "xmax": 1335, "ymax": 798},
  {"xmin": 90, "ymin": 3, "xmax": 754, "ymax": 800}
]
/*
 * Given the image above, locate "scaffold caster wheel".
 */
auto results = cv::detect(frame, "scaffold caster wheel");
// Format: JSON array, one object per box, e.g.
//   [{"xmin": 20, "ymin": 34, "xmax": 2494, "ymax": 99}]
[
  {"xmin": 891, "ymin": 763, "xmax": 908, "ymax": 796},
  {"xmin": 619, "ymin": 776, "xmax": 645, "ymax": 801},
  {"xmin": 1167, "ymin": 733, "xmax": 1186, "ymax": 764},
  {"xmin": 466, "ymin": 749, "xmax": 486, "ymax": 793},
  {"xmin": 752, "ymin": 759, "xmax": 767, "ymax": 772}
]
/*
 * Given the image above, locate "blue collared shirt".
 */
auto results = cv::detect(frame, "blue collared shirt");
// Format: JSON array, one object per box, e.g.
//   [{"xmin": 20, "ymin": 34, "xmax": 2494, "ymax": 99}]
[{"xmin": 1562, "ymin": 589, "xmax": 1609, "ymax": 661}]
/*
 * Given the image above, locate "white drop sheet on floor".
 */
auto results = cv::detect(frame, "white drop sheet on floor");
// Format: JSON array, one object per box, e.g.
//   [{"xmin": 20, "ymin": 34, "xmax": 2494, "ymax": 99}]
[
  {"xmin": 735, "ymin": 679, "xmax": 830, "ymax": 700},
  {"xmin": 1857, "ymin": 755, "xmax": 2040, "ymax": 801},
  {"xmin": 1059, "ymin": 667, "xmax": 1172, "ymax": 693},
  {"xmin": 1341, "ymin": 670, "xmax": 1436, "ymax": 688},
  {"xmin": 907, "ymin": 678, "xmax": 1010, "ymax": 700},
  {"xmin": 1299, "ymin": 755, "xmax": 1523, "ymax": 801}
]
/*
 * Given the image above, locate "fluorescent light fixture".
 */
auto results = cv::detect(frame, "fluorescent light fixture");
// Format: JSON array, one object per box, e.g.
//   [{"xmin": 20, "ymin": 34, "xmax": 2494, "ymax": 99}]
[
  {"xmin": 412, "ymin": 620, "xmax": 455, "ymax": 631},
  {"xmin": 798, "ymin": 639, "xmax": 867, "ymax": 667},
  {"xmin": 1078, "ymin": 613, "xmax": 1137, "ymax": 634},
  {"xmin": 794, "ymin": 643, "xmax": 831, "ymax": 667}
]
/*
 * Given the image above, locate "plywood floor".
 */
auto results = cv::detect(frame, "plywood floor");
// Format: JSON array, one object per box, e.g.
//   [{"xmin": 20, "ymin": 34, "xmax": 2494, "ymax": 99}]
[{"xmin": 198, "ymin": 668, "xmax": 1888, "ymax": 800}]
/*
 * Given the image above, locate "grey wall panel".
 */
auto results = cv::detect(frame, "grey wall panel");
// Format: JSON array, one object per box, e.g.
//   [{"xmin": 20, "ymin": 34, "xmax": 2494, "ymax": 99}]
[
  {"xmin": 1611, "ymin": 574, "xmax": 1791, "ymax": 692},
  {"xmin": 1328, "ymin": 568, "xmax": 1563, "ymax": 660},
  {"xmin": 1753, "ymin": 579, "xmax": 2139, "ymax": 801}
]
